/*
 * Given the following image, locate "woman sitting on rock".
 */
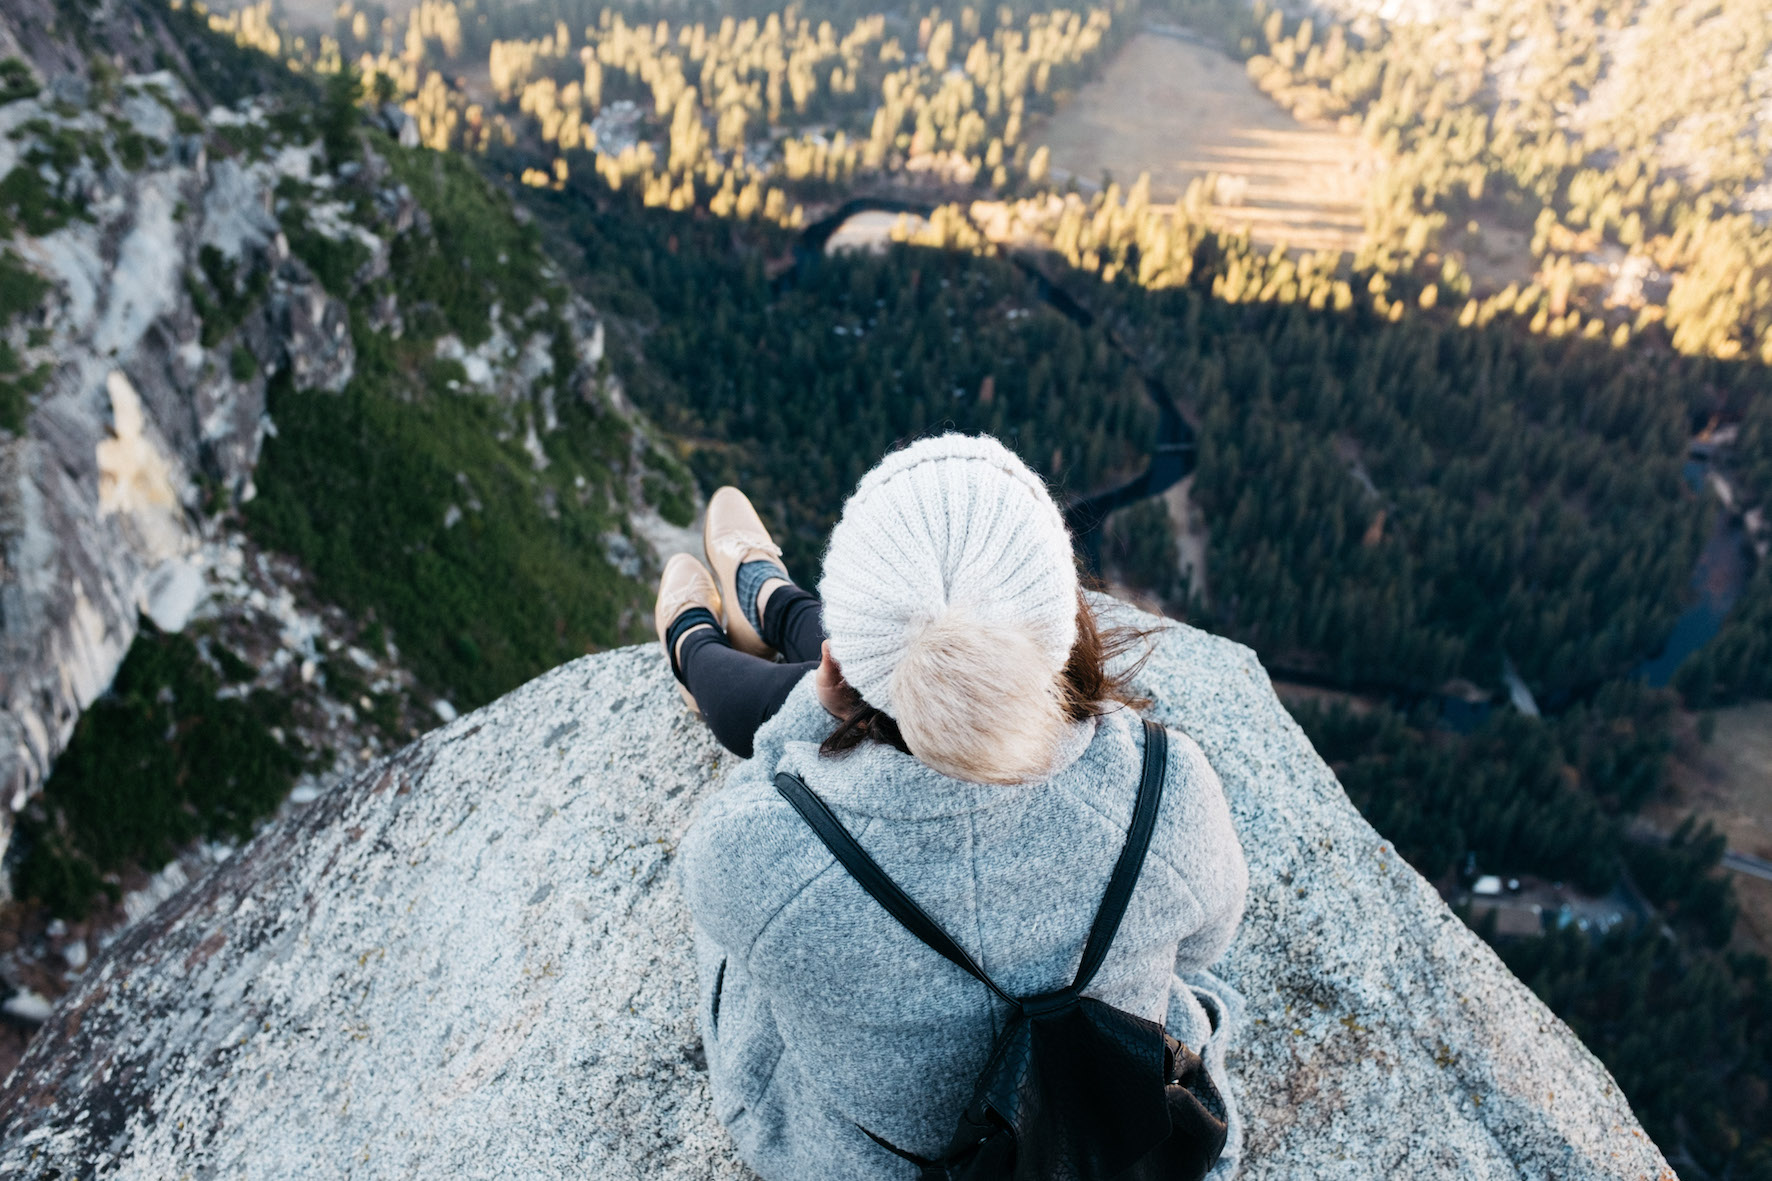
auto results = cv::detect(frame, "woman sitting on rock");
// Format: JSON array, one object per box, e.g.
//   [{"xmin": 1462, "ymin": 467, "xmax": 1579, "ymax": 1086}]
[{"xmin": 658, "ymin": 433, "xmax": 1248, "ymax": 1179}]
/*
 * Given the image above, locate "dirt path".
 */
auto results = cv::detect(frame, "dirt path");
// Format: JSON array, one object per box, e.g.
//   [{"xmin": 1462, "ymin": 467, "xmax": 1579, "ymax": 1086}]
[
  {"xmin": 823, "ymin": 210, "xmax": 930, "ymax": 254},
  {"xmin": 1032, "ymin": 30, "xmax": 1376, "ymax": 254},
  {"xmin": 1164, "ymin": 473, "xmax": 1209, "ymax": 606}
]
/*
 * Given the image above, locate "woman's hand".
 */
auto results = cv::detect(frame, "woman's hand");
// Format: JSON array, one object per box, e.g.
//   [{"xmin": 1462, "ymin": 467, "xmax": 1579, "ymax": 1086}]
[{"xmin": 814, "ymin": 641, "xmax": 850, "ymax": 718}]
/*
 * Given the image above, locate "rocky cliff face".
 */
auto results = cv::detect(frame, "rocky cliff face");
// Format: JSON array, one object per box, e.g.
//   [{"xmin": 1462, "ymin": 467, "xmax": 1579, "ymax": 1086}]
[
  {"xmin": 0, "ymin": 0, "xmax": 663, "ymax": 889},
  {"xmin": 0, "ymin": 608, "xmax": 1674, "ymax": 1179},
  {"xmin": 0, "ymin": 48, "xmax": 357, "ymax": 857}
]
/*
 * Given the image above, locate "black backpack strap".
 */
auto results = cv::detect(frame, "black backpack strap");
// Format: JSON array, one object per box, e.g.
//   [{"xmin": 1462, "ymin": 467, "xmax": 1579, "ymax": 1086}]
[
  {"xmin": 772, "ymin": 716, "xmax": 1170, "ymax": 1009},
  {"xmin": 1065, "ymin": 718, "xmax": 1168, "ymax": 996},
  {"xmin": 773, "ymin": 769, "xmax": 1019, "ymax": 1009},
  {"xmin": 858, "ymin": 1125, "xmax": 942, "ymax": 1172}
]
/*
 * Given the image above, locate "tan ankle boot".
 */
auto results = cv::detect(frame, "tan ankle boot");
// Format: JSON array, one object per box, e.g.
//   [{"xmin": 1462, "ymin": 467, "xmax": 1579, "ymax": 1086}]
[
  {"xmin": 703, "ymin": 486, "xmax": 786, "ymax": 659},
  {"xmin": 655, "ymin": 553, "xmax": 722, "ymax": 709}
]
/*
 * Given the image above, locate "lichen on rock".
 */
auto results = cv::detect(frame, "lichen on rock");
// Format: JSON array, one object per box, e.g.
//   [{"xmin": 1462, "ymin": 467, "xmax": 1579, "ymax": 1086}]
[{"xmin": 0, "ymin": 609, "xmax": 1674, "ymax": 1179}]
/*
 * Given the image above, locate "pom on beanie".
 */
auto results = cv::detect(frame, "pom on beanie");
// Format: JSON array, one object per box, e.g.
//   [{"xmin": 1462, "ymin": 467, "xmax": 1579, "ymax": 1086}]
[{"xmin": 818, "ymin": 434, "xmax": 1080, "ymax": 784}]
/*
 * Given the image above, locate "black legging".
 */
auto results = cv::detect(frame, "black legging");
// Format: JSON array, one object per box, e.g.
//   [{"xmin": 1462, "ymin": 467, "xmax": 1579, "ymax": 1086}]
[{"xmin": 677, "ymin": 584, "xmax": 826, "ymax": 758}]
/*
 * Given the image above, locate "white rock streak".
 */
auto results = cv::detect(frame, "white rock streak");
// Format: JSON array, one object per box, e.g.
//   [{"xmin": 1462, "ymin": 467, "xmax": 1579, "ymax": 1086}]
[{"xmin": 95, "ymin": 372, "xmax": 190, "ymax": 563}]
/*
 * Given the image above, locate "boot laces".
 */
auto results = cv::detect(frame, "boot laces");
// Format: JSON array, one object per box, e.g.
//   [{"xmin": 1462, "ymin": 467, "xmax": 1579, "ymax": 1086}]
[{"xmin": 710, "ymin": 531, "xmax": 782, "ymax": 563}]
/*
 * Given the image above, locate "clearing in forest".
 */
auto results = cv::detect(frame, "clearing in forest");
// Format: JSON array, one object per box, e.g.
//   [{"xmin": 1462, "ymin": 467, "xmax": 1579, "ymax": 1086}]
[
  {"xmin": 824, "ymin": 211, "xmax": 931, "ymax": 254},
  {"xmin": 209, "ymin": 0, "xmax": 418, "ymax": 25},
  {"xmin": 1655, "ymin": 703, "xmax": 1772, "ymax": 954},
  {"xmin": 1034, "ymin": 30, "xmax": 1376, "ymax": 254}
]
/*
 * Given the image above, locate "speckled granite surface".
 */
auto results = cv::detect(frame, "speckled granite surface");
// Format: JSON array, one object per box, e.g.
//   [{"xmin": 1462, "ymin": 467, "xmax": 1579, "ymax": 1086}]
[{"xmin": 0, "ymin": 607, "xmax": 1674, "ymax": 1180}]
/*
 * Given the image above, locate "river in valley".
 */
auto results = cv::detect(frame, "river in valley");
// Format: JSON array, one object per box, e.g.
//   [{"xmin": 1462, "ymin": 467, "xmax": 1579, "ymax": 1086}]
[{"xmin": 1638, "ymin": 459, "xmax": 1753, "ymax": 687}]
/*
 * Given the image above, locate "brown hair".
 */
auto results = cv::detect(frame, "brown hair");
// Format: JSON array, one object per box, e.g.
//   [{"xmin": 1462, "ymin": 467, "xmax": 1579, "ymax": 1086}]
[{"xmin": 819, "ymin": 588, "xmax": 1154, "ymax": 762}]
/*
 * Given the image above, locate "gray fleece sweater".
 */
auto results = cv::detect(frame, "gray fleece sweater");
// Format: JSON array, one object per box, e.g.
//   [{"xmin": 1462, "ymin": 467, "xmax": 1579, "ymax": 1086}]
[{"xmin": 679, "ymin": 677, "xmax": 1249, "ymax": 1181}]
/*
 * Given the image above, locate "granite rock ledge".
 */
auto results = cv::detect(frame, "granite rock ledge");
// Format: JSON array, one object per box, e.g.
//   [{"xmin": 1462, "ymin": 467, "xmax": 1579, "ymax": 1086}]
[{"xmin": 0, "ymin": 608, "xmax": 1675, "ymax": 1179}]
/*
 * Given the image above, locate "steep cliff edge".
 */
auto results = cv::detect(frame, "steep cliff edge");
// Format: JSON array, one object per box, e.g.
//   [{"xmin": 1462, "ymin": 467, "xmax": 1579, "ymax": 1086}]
[
  {"xmin": 0, "ymin": 51, "xmax": 354, "ymax": 850},
  {"xmin": 0, "ymin": 0, "xmax": 675, "ymax": 891},
  {"xmin": 0, "ymin": 607, "xmax": 1672, "ymax": 1179}
]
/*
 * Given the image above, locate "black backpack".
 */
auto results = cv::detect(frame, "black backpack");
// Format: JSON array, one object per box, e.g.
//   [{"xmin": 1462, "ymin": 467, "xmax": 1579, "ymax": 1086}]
[{"xmin": 773, "ymin": 719, "xmax": 1228, "ymax": 1181}]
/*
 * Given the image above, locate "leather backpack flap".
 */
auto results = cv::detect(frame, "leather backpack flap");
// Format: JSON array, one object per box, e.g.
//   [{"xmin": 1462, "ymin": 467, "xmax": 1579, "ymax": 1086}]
[
  {"xmin": 969, "ymin": 999, "xmax": 1174, "ymax": 1180},
  {"xmin": 942, "ymin": 1011, "xmax": 1227, "ymax": 1181}
]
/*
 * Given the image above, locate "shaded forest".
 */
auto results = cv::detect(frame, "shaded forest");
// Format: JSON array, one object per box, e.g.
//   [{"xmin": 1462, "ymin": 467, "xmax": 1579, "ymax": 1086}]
[
  {"xmin": 246, "ymin": 141, "xmax": 655, "ymax": 706},
  {"xmin": 570, "ymin": 201, "xmax": 1153, "ymax": 576}
]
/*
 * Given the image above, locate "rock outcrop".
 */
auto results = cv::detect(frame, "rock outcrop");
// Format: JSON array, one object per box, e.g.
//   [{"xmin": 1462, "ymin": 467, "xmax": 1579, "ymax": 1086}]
[
  {"xmin": 0, "ymin": 60, "xmax": 355, "ymax": 850},
  {"xmin": 0, "ymin": 610, "xmax": 1674, "ymax": 1179},
  {"xmin": 0, "ymin": 2, "xmax": 684, "ymax": 891}
]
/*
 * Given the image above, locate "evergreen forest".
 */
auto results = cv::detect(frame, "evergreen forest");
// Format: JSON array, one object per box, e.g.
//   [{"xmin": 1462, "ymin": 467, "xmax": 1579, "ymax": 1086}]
[{"xmin": 7, "ymin": 0, "xmax": 1772, "ymax": 1171}]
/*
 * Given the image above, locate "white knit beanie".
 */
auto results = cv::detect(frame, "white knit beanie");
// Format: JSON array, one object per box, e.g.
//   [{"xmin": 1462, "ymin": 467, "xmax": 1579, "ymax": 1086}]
[{"xmin": 819, "ymin": 433, "xmax": 1080, "ymax": 784}]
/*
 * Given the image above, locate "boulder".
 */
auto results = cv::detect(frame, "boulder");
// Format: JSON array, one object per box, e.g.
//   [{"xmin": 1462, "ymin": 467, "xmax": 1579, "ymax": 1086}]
[
  {"xmin": 0, "ymin": 614, "xmax": 1675, "ymax": 1179},
  {"xmin": 272, "ymin": 257, "xmax": 357, "ymax": 394}
]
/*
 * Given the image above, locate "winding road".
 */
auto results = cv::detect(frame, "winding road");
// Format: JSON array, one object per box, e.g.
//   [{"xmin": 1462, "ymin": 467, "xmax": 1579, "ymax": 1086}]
[{"xmin": 1725, "ymin": 850, "xmax": 1772, "ymax": 884}]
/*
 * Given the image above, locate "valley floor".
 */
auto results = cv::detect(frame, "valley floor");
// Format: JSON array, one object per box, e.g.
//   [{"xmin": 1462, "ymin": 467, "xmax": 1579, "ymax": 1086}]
[
  {"xmin": 1651, "ymin": 703, "xmax": 1772, "ymax": 955},
  {"xmin": 1033, "ymin": 28, "xmax": 1376, "ymax": 253}
]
